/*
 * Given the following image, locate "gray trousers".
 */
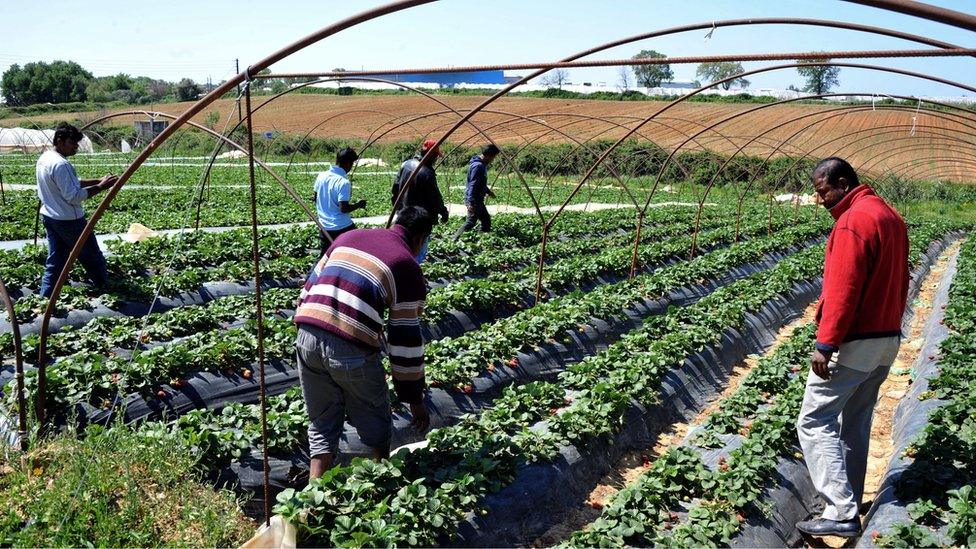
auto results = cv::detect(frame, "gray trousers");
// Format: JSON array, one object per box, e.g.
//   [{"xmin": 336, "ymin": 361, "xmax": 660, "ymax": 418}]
[{"xmin": 797, "ymin": 358, "xmax": 893, "ymax": 521}]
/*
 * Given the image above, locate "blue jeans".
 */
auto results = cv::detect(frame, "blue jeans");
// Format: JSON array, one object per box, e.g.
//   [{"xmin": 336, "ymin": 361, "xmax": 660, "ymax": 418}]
[
  {"xmin": 39, "ymin": 216, "xmax": 108, "ymax": 297},
  {"xmin": 415, "ymin": 234, "xmax": 431, "ymax": 264}
]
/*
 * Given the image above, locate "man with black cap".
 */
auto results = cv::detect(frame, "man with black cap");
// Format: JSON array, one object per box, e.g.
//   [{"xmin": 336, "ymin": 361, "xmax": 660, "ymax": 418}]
[
  {"xmin": 36, "ymin": 122, "xmax": 118, "ymax": 297},
  {"xmin": 391, "ymin": 139, "xmax": 448, "ymax": 263},
  {"xmin": 313, "ymin": 146, "xmax": 367, "ymax": 255},
  {"xmin": 456, "ymin": 143, "xmax": 500, "ymax": 236}
]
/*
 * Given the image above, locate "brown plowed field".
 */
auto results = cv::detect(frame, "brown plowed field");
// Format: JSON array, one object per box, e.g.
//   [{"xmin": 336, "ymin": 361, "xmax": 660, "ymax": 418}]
[{"xmin": 5, "ymin": 93, "xmax": 973, "ymax": 181}]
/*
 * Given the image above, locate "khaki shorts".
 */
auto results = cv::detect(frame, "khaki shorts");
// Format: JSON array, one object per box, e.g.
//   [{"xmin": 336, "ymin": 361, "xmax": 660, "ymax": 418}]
[{"xmin": 296, "ymin": 324, "xmax": 391, "ymax": 457}]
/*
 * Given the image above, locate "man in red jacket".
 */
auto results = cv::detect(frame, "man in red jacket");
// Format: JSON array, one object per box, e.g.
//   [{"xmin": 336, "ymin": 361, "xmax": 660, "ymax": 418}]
[{"xmin": 796, "ymin": 158, "xmax": 909, "ymax": 538}]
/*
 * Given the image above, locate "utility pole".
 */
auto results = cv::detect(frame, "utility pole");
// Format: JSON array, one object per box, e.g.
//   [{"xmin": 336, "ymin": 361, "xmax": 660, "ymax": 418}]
[{"xmin": 235, "ymin": 58, "xmax": 243, "ymax": 123}]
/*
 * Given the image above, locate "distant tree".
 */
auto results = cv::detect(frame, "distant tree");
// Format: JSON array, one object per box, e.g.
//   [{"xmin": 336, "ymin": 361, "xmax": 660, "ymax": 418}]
[
  {"xmin": 695, "ymin": 62, "xmax": 750, "ymax": 90},
  {"xmin": 796, "ymin": 56, "xmax": 840, "ymax": 95},
  {"xmin": 632, "ymin": 50, "xmax": 673, "ymax": 88},
  {"xmin": 540, "ymin": 68, "xmax": 569, "ymax": 89},
  {"xmin": 271, "ymin": 79, "xmax": 288, "ymax": 94},
  {"xmin": 1, "ymin": 61, "xmax": 93, "ymax": 105},
  {"xmin": 146, "ymin": 79, "xmax": 172, "ymax": 101},
  {"xmin": 616, "ymin": 65, "xmax": 632, "ymax": 93},
  {"xmin": 175, "ymin": 78, "xmax": 202, "ymax": 101}
]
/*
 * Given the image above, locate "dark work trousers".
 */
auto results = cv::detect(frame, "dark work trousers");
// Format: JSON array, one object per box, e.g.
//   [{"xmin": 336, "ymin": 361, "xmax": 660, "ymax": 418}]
[
  {"xmin": 319, "ymin": 224, "xmax": 356, "ymax": 255},
  {"xmin": 456, "ymin": 202, "xmax": 491, "ymax": 236},
  {"xmin": 39, "ymin": 215, "xmax": 108, "ymax": 297}
]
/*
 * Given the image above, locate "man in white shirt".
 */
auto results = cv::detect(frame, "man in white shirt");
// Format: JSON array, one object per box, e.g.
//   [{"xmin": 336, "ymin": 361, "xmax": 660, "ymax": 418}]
[
  {"xmin": 36, "ymin": 122, "xmax": 117, "ymax": 297},
  {"xmin": 313, "ymin": 147, "xmax": 366, "ymax": 254}
]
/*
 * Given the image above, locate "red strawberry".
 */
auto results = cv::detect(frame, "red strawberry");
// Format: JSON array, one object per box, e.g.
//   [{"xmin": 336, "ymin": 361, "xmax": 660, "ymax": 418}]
[
  {"xmin": 506, "ymin": 358, "xmax": 519, "ymax": 367},
  {"xmin": 736, "ymin": 512, "xmax": 746, "ymax": 523},
  {"xmin": 663, "ymin": 522, "xmax": 672, "ymax": 530},
  {"xmin": 156, "ymin": 389, "xmax": 167, "ymax": 399},
  {"xmin": 242, "ymin": 369, "xmax": 253, "ymax": 379},
  {"xmin": 871, "ymin": 530, "xmax": 880, "ymax": 541},
  {"xmin": 462, "ymin": 384, "xmax": 473, "ymax": 394},
  {"xmin": 589, "ymin": 501, "xmax": 603, "ymax": 510},
  {"xmin": 170, "ymin": 378, "xmax": 186, "ymax": 389}
]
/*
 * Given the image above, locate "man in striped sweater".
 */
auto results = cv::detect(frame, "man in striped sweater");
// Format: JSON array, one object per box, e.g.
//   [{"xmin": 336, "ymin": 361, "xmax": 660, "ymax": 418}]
[{"xmin": 294, "ymin": 206, "xmax": 432, "ymax": 477}]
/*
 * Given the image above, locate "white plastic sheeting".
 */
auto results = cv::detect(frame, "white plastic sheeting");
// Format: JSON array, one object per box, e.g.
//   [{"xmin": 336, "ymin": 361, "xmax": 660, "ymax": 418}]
[{"xmin": 0, "ymin": 127, "xmax": 94, "ymax": 153}]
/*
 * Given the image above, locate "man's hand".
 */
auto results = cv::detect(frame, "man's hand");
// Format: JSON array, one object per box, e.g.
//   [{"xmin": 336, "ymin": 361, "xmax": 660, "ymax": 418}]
[
  {"xmin": 811, "ymin": 349, "xmax": 833, "ymax": 380},
  {"xmin": 440, "ymin": 209, "xmax": 449, "ymax": 223},
  {"xmin": 98, "ymin": 174, "xmax": 119, "ymax": 190},
  {"xmin": 409, "ymin": 401, "xmax": 430, "ymax": 432},
  {"xmin": 487, "ymin": 189, "xmax": 497, "ymax": 200},
  {"xmin": 354, "ymin": 199, "xmax": 367, "ymax": 210}
]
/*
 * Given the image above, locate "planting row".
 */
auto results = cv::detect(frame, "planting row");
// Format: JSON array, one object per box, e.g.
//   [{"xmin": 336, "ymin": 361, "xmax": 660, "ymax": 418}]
[
  {"xmin": 566, "ymin": 221, "xmax": 960, "ymax": 548},
  {"xmin": 0, "ymin": 167, "xmax": 686, "ymax": 240},
  {"xmin": 0, "ymin": 206, "xmax": 753, "ymax": 362},
  {"xmin": 3, "ymin": 216, "xmax": 819, "ymax": 426},
  {"xmin": 565, "ymin": 324, "xmax": 818, "ymax": 547},
  {"xmin": 0, "ymin": 207, "xmax": 667, "ymax": 328},
  {"xmin": 870, "ymin": 237, "xmax": 976, "ymax": 548}
]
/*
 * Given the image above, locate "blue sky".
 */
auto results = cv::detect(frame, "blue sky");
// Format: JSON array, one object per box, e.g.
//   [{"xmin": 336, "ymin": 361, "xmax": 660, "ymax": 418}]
[{"xmin": 2, "ymin": 0, "xmax": 974, "ymax": 98}]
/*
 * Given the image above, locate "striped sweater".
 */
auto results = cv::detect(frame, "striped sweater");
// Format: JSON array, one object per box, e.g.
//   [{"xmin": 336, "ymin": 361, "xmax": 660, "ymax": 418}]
[{"xmin": 294, "ymin": 225, "xmax": 427, "ymax": 403}]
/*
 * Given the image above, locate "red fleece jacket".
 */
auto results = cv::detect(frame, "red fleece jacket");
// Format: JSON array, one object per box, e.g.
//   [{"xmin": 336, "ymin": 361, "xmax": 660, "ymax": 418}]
[{"xmin": 815, "ymin": 184, "xmax": 909, "ymax": 352}]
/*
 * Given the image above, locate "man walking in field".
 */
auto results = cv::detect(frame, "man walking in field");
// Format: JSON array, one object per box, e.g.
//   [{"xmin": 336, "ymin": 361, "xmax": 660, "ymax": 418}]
[
  {"xmin": 456, "ymin": 144, "xmax": 500, "ymax": 236},
  {"xmin": 313, "ymin": 147, "xmax": 367, "ymax": 254},
  {"xmin": 37, "ymin": 122, "xmax": 118, "ymax": 297},
  {"xmin": 796, "ymin": 157, "xmax": 909, "ymax": 538},
  {"xmin": 391, "ymin": 139, "xmax": 448, "ymax": 263},
  {"xmin": 294, "ymin": 205, "xmax": 432, "ymax": 477}
]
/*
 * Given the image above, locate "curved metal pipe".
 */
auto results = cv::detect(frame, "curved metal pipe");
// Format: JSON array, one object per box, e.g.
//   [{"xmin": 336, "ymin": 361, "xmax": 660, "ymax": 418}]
[{"xmin": 0, "ymin": 277, "xmax": 27, "ymax": 451}]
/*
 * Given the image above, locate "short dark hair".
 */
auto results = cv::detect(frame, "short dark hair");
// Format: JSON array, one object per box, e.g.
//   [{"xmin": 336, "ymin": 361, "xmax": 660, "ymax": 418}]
[
  {"xmin": 395, "ymin": 206, "xmax": 434, "ymax": 240},
  {"xmin": 813, "ymin": 157, "xmax": 860, "ymax": 190},
  {"xmin": 53, "ymin": 122, "xmax": 83, "ymax": 145},
  {"xmin": 336, "ymin": 147, "xmax": 358, "ymax": 166},
  {"xmin": 482, "ymin": 144, "xmax": 500, "ymax": 156}
]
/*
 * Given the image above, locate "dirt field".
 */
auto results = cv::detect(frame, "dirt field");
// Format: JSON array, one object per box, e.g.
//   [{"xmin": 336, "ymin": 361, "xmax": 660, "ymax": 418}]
[{"xmin": 4, "ymin": 93, "xmax": 973, "ymax": 182}]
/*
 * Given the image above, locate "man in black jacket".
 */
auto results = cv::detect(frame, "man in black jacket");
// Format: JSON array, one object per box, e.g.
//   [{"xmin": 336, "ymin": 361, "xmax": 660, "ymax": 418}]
[
  {"xmin": 392, "ymin": 139, "xmax": 448, "ymax": 263},
  {"xmin": 456, "ymin": 144, "xmax": 499, "ymax": 236}
]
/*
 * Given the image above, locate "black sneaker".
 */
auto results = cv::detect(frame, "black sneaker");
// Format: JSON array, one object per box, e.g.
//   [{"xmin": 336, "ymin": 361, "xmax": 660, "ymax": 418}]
[{"xmin": 797, "ymin": 517, "xmax": 862, "ymax": 538}]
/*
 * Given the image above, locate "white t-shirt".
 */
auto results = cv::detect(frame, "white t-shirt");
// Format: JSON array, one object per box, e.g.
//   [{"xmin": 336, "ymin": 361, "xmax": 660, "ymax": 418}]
[
  {"xmin": 36, "ymin": 150, "xmax": 86, "ymax": 220},
  {"xmin": 835, "ymin": 336, "xmax": 901, "ymax": 372}
]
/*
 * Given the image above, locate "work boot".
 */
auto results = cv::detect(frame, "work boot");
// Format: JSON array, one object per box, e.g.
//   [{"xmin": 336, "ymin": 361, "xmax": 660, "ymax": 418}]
[{"xmin": 797, "ymin": 517, "xmax": 862, "ymax": 538}]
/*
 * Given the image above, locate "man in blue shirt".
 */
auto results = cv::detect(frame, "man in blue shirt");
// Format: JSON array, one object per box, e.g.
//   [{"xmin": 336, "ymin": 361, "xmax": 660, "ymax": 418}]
[
  {"xmin": 314, "ymin": 147, "xmax": 367, "ymax": 254},
  {"xmin": 456, "ymin": 144, "xmax": 499, "ymax": 236}
]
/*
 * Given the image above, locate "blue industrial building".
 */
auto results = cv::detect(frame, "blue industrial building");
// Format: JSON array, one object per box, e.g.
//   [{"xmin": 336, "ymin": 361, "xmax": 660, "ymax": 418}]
[{"xmin": 370, "ymin": 70, "xmax": 507, "ymax": 87}]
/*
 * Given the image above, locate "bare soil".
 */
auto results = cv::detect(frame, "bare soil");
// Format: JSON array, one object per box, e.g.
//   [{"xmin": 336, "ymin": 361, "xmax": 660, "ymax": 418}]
[{"xmin": 6, "ymin": 94, "xmax": 973, "ymax": 182}]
